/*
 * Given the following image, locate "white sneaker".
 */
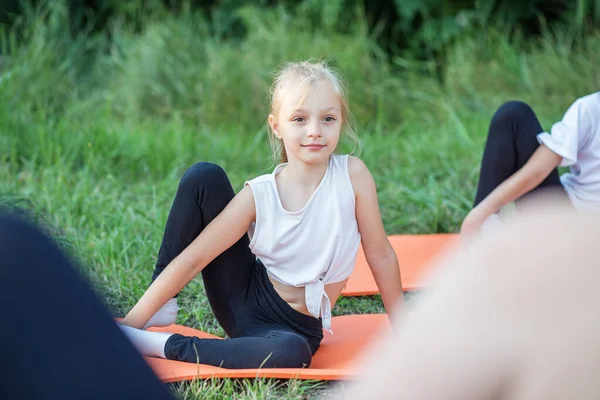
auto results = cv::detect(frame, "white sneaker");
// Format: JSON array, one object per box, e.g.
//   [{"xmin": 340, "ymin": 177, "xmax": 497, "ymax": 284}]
[{"xmin": 143, "ymin": 298, "xmax": 179, "ymax": 329}]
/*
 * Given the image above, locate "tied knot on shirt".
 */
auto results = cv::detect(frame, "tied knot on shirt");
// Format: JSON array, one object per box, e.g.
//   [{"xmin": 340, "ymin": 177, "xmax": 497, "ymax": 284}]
[{"xmin": 305, "ymin": 278, "xmax": 333, "ymax": 333}]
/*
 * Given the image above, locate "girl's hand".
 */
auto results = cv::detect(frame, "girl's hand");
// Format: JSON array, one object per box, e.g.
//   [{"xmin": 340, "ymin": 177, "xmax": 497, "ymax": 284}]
[{"xmin": 460, "ymin": 206, "xmax": 492, "ymax": 237}]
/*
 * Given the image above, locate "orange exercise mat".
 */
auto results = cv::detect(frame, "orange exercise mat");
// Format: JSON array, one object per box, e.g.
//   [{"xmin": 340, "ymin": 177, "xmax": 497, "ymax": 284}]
[
  {"xmin": 343, "ymin": 234, "xmax": 459, "ymax": 296},
  {"xmin": 145, "ymin": 314, "xmax": 389, "ymax": 382}
]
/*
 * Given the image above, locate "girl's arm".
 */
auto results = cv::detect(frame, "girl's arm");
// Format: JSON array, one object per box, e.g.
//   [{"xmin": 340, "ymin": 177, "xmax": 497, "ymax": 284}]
[
  {"xmin": 120, "ymin": 186, "xmax": 256, "ymax": 329},
  {"xmin": 348, "ymin": 157, "xmax": 404, "ymax": 320},
  {"xmin": 461, "ymin": 144, "xmax": 562, "ymax": 236}
]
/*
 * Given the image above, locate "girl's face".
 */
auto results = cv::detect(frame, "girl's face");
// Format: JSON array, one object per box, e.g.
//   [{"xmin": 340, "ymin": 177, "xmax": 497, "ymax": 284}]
[{"xmin": 269, "ymin": 79, "xmax": 342, "ymax": 166}]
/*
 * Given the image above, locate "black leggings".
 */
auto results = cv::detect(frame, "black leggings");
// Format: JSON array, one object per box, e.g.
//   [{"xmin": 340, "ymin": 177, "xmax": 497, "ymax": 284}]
[
  {"xmin": 0, "ymin": 212, "xmax": 174, "ymax": 400},
  {"xmin": 474, "ymin": 101, "xmax": 567, "ymax": 207},
  {"xmin": 151, "ymin": 162, "xmax": 323, "ymax": 369}
]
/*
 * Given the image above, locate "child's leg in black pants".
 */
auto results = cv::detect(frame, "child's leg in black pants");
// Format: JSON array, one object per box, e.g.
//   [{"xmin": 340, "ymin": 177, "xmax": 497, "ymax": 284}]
[
  {"xmin": 151, "ymin": 162, "xmax": 256, "ymax": 336},
  {"xmin": 0, "ymin": 212, "xmax": 174, "ymax": 400},
  {"xmin": 473, "ymin": 101, "xmax": 566, "ymax": 208},
  {"xmin": 149, "ymin": 162, "xmax": 315, "ymax": 369}
]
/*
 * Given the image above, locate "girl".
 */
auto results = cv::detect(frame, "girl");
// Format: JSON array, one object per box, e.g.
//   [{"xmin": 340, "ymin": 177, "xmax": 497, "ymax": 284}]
[
  {"xmin": 461, "ymin": 93, "xmax": 600, "ymax": 235},
  {"xmin": 118, "ymin": 61, "xmax": 404, "ymax": 369}
]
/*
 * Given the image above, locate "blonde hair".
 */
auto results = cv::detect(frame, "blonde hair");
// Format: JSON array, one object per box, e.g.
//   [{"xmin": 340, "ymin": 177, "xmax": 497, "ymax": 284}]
[{"xmin": 268, "ymin": 60, "xmax": 361, "ymax": 164}]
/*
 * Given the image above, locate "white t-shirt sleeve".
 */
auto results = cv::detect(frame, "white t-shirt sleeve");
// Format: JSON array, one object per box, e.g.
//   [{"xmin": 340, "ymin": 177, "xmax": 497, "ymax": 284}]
[{"xmin": 536, "ymin": 98, "xmax": 593, "ymax": 167}]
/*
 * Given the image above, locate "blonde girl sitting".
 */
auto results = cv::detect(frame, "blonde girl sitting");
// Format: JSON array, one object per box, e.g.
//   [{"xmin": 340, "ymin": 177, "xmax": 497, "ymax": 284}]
[{"xmin": 119, "ymin": 61, "xmax": 404, "ymax": 369}]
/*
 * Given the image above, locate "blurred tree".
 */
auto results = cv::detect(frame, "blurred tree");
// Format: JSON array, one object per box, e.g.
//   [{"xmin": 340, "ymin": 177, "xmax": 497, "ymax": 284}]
[{"xmin": 2, "ymin": 0, "xmax": 598, "ymax": 64}]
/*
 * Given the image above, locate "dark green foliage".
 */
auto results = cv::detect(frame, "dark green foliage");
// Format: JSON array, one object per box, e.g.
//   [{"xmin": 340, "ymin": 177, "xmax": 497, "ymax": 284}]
[{"xmin": 3, "ymin": 0, "xmax": 600, "ymax": 59}]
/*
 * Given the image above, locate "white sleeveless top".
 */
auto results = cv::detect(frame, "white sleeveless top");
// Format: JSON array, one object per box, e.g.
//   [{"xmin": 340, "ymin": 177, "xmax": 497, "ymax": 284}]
[{"xmin": 245, "ymin": 154, "xmax": 361, "ymax": 332}]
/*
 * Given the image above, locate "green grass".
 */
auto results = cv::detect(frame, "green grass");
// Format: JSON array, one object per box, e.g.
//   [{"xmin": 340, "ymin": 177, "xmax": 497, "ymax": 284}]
[{"xmin": 1, "ymin": 2, "xmax": 599, "ymax": 398}]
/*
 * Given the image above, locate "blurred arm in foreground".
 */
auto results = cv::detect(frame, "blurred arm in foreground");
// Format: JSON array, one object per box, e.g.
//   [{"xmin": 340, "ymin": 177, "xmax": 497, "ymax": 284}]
[{"xmin": 340, "ymin": 193, "xmax": 600, "ymax": 400}]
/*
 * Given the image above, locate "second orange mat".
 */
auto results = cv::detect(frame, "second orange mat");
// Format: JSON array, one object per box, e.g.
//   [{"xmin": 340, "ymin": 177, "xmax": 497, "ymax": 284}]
[{"xmin": 343, "ymin": 233, "xmax": 458, "ymax": 296}]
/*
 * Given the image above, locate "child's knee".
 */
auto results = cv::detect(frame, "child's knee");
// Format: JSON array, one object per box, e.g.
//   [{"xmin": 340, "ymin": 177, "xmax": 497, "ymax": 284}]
[
  {"xmin": 178, "ymin": 162, "xmax": 229, "ymax": 193},
  {"xmin": 264, "ymin": 331, "xmax": 312, "ymax": 368},
  {"xmin": 491, "ymin": 100, "xmax": 536, "ymax": 128}
]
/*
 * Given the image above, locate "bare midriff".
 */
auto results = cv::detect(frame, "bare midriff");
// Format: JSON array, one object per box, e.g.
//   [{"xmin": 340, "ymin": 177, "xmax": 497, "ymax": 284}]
[{"xmin": 268, "ymin": 276, "xmax": 348, "ymax": 316}]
